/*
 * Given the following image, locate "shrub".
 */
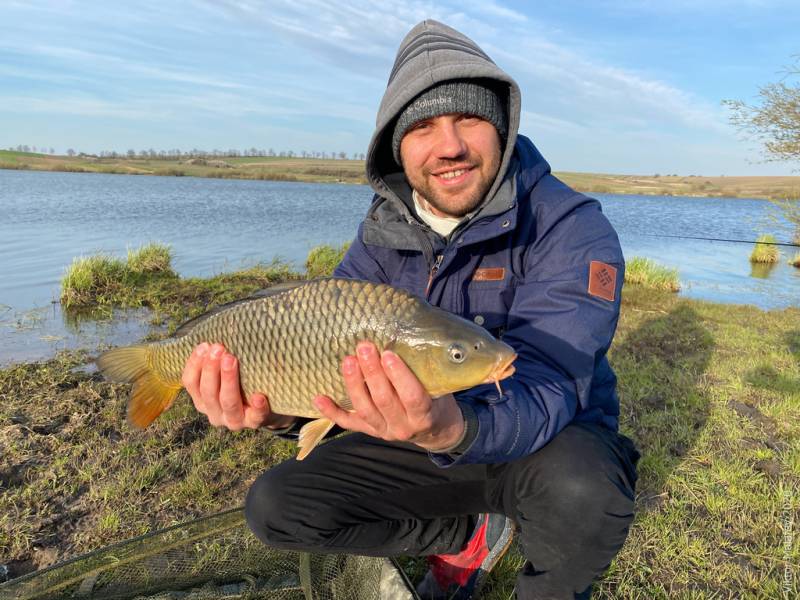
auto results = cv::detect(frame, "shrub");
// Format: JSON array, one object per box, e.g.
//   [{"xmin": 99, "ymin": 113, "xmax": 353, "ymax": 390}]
[
  {"xmin": 789, "ymin": 252, "xmax": 800, "ymax": 268},
  {"xmin": 305, "ymin": 243, "xmax": 351, "ymax": 278},
  {"xmin": 127, "ymin": 243, "xmax": 173, "ymax": 275},
  {"xmin": 61, "ymin": 254, "xmax": 128, "ymax": 307},
  {"xmin": 749, "ymin": 234, "xmax": 780, "ymax": 263},
  {"xmin": 624, "ymin": 257, "xmax": 680, "ymax": 292}
]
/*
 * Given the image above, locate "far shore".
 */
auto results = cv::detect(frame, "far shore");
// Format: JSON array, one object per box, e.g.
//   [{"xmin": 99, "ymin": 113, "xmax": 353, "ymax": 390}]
[{"xmin": 2, "ymin": 149, "xmax": 799, "ymax": 200}]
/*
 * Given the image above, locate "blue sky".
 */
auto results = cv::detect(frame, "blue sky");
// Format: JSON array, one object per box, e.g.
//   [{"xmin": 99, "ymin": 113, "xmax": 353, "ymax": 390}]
[{"xmin": 2, "ymin": 0, "xmax": 799, "ymax": 175}]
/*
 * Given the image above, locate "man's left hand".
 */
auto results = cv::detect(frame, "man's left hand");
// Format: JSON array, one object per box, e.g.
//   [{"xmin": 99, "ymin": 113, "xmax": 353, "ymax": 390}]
[{"xmin": 312, "ymin": 341, "xmax": 465, "ymax": 452}]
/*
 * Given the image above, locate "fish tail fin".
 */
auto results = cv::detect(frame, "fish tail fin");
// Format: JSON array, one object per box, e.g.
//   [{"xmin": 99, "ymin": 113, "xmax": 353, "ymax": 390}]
[
  {"xmin": 297, "ymin": 417, "xmax": 335, "ymax": 460},
  {"xmin": 96, "ymin": 345, "xmax": 182, "ymax": 428}
]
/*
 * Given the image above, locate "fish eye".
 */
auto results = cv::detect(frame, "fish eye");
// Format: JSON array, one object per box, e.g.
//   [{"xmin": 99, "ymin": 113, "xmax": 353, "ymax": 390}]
[{"xmin": 448, "ymin": 344, "xmax": 467, "ymax": 363}]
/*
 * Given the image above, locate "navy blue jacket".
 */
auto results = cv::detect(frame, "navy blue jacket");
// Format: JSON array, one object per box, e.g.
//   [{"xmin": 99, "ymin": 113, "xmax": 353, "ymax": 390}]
[{"xmin": 334, "ymin": 136, "xmax": 624, "ymax": 466}]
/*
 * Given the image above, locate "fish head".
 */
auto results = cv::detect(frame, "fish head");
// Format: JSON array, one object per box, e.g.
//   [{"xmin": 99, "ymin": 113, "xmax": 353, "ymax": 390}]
[{"xmin": 391, "ymin": 306, "xmax": 517, "ymax": 397}]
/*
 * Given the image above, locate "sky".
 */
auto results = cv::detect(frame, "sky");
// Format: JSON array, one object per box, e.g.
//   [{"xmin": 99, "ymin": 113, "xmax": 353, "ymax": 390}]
[{"xmin": 2, "ymin": 0, "xmax": 799, "ymax": 176}]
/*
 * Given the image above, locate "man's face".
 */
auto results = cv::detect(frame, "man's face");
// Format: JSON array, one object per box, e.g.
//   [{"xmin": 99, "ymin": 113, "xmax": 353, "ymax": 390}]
[{"xmin": 399, "ymin": 113, "xmax": 502, "ymax": 218}]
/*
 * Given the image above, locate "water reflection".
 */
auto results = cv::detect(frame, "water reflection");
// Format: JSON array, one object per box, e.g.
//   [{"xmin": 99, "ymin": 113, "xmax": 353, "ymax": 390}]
[
  {"xmin": 749, "ymin": 262, "xmax": 779, "ymax": 279},
  {"xmin": 0, "ymin": 303, "xmax": 156, "ymax": 367}
]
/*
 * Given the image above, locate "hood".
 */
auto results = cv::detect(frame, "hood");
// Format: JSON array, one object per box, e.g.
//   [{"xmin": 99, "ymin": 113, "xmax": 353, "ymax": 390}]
[{"xmin": 365, "ymin": 20, "xmax": 522, "ymax": 226}]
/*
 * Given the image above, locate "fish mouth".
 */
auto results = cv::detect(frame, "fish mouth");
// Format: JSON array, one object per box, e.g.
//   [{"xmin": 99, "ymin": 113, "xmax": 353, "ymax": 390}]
[{"xmin": 483, "ymin": 353, "xmax": 517, "ymax": 393}]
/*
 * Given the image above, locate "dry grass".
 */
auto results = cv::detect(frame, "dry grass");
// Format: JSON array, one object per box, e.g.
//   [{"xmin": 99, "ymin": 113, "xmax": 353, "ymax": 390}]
[
  {"xmin": 3, "ymin": 150, "xmax": 800, "ymax": 199},
  {"xmin": 624, "ymin": 257, "xmax": 681, "ymax": 292},
  {"xmin": 750, "ymin": 235, "xmax": 781, "ymax": 264}
]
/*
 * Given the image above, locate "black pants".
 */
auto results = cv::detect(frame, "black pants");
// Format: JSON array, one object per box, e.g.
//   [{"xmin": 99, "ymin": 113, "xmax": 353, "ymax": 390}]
[{"xmin": 245, "ymin": 421, "xmax": 640, "ymax": 599}]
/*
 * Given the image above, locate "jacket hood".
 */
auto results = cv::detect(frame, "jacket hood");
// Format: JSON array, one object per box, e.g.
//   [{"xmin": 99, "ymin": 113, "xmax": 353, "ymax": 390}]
[{"xmin": 366, "ymin": 20, "xmax": 522, "ymax": 221}]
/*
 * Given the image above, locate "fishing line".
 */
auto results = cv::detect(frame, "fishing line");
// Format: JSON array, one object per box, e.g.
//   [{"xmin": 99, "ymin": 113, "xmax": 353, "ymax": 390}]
[{"xmin": 636, "ymin": 233, "xmax": 800, "ymax": 247}]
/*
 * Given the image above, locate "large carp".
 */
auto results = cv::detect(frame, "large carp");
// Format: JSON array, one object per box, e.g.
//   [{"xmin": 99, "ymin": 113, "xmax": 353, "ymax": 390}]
[{"xmin": 97, "ymin": 278, "xmax": 516, "ymax": 459}]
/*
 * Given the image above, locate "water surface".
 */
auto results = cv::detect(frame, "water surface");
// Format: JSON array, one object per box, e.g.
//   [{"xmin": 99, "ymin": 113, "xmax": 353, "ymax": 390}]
[{"xmin": 1, "ymin": 170, "xmax": 797, "ymax": 365}]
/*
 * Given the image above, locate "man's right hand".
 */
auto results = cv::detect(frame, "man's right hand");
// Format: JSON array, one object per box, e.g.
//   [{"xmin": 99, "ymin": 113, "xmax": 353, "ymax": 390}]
[{"xmin": 182, "ymin": 342, "xmax": 296, "ymax": 432}]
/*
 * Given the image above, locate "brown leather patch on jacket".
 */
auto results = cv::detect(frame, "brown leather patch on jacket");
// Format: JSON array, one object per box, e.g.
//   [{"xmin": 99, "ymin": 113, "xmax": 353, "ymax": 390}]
[
  {"xmin": 588, "ymin": 261, "xmax": 617, "ymax": 301},
  {"xmin": 473, "ymin": 267, "xmax": 505, "ymax": 282}
]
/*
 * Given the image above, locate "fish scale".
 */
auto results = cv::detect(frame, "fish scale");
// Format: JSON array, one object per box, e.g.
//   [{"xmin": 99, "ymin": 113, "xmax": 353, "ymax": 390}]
[{"xmin": 97, "ymin": 278, "xmax": 517, "ymax": 459}]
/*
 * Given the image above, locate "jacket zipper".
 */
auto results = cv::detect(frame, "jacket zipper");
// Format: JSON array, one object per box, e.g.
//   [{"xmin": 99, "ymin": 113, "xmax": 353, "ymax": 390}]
[{"xmin": 425, "ymin": 254, "xmax": 444, "ymax": 298}]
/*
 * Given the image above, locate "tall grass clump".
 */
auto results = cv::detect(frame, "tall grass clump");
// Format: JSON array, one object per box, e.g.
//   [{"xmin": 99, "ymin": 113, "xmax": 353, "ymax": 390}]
[
  {"xmin": 789, "ymin": 252, "xmax": 800, "ymax": 268},
  {"xmin": 60, "ymin": 254, "xmax": 128, "ymax": 307},
  {"xmin": 305, "ymin": 242, "xmax": 351, "ymax": 278},
  {"xmin": 127, "ymin": 242, "xmax": 173, "ymax": 275},
  {"xmin": 624, "ymin": 257, "xmax": 680, "ymax": 292},
  {"xmin": 749, "ymin": 234, "xmax": 780, "ymax": 263}
]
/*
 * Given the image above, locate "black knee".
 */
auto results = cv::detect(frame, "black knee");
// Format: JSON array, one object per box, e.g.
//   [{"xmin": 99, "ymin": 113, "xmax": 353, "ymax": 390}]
[
  {"xmin": 514, "ymin": 425, "xmax": 637, "ymax": 539},
  {"xmin": 245, "ymin": 465, "xmax": 302, "ymax": 549}
]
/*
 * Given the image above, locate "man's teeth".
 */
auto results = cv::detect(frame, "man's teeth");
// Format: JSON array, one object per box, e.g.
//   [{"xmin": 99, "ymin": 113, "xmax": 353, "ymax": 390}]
[{"xmin": 438, "ymin": 168, "xmax": 467, "ymax": 180}]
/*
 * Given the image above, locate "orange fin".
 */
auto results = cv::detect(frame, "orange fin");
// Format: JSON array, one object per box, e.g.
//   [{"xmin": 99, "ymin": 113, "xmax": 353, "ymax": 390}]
[
  {"xmin": 297, "ymin": 417, "xmax": 335, "ymax": 460},
  {"xmin": 96, "ymin": 345, "xmax": 181, "ymax": 428}
]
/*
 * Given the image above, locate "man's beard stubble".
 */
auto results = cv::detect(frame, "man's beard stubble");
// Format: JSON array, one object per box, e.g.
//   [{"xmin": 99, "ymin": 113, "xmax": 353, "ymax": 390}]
[{"xmin": 406, "ymin": 152, "xmax": 501, "ymax": 219}]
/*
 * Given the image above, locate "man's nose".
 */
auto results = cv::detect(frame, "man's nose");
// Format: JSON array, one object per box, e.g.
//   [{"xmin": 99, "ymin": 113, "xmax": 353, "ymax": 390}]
[{"xmin": 433, "ymin": 121, "xmax": 468, "ymax": 159}]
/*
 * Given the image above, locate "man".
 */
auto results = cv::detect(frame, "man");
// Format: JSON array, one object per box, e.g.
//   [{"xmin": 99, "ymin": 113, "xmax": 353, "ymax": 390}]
[{"xmin": 182, "ymin": 20, "xmax": 640, "ymax": 599}]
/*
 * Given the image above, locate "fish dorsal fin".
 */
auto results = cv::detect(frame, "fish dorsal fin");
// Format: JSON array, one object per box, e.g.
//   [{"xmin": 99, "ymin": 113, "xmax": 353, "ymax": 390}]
[
  {"xmin": 249, "ymin": 279, "xmax": 309, "ymax": 298},
  {"xmin": 173, "ymin": 279, "xmax": 307, "ymax": 338}
]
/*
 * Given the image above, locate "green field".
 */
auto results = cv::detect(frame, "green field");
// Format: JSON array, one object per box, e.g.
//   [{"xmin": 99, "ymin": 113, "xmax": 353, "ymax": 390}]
[
  {"xmin": 3, "ymin": 149, "xmax": 800, "ymax": 200},
  {"xmin": 0, "ymin": 246, "xmax": 798, "ymax": 597}
]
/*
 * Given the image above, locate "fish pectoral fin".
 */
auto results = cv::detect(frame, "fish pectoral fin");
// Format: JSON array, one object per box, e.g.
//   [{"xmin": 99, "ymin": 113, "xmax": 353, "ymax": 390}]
[{"xmin": 296, "ymin": 417, "xmax": 335, "ymax": 461}]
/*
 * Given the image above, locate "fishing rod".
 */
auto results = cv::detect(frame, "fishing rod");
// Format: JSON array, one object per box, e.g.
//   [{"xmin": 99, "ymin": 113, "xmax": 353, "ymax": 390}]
[{"xmin": 637, "ymin": 233, "xmax": 800, "ymax": 248}]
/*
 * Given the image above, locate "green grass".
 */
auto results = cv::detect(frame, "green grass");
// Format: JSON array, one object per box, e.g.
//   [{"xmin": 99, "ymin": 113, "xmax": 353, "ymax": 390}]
[
  {"xmin": 3, "ymin": 255, "xmax": 799, "ymax": 596},
  {"xmin": 305, "ymin": 242, "xmax": 351, "ymax": 278},
  {"xmin": 60, "ymin": 243, "xmax": 298, "ymax": 331},
  {"xmin": 750, "ymin": 234, "xmax": 781, "ymax": 263},
  {"xmin": 624, "ymin": 257, "xmax": 681, "ymax": 292},
  {"xmin": 126, "ymin": 242, "xmax": 173, "ymax": 275},
  {"xmin": 60, "ymin": 253, "xmax": 129, "ymax": 307}
]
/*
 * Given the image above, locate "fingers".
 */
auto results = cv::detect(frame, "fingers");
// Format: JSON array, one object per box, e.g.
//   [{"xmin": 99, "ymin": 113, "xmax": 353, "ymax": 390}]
[
  {"xmin": 381, "ymin": 350, "xmax": 431, "ymax": 420},
  {"xmin": 243, "ymin": 393, "xmax": 271, "ymax": 430},
  {"xmin": 198, "ymin": 344, "xmax": 224, "ymax": 424},
  {"xmin": 342, "ymin": 348, "xmax": 387, "ymax": 435},
  {"xmin": 313, "ymin": 395, "xmax": 363, "ymax": 432},
  {"xmin": 356, "ymin": 343, "xmax": 409, "ymax": 430},
  {"xmin": 219, "ymin": 353, "xmax": 244, "ymax": 430},
  {"xmin": 181, "ymin": 343, "xmax": 256, "ymax": 431},
  {"xmin": 331, "ymin": 342, "xmax": 431, "ymax": 442},
  {"xmin": 181, "ymin": 342, "xmax": 207, "ymax": 411}
]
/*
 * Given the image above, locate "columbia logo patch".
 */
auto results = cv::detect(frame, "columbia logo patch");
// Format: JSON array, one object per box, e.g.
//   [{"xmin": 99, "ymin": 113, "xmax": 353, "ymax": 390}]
[
  {"xmin": 473, "ymin": 267, "xmax": 505, "ymax": 282},
  {"xmin": 588, "ymin": 261, "xmax": 617, "ymax": 301}
]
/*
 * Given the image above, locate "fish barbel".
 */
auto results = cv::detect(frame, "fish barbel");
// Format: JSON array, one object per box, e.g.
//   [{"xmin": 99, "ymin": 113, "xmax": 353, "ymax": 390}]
[{"xmin": 97, "ymin": 278, "xmax": 517, "ymax": 459}]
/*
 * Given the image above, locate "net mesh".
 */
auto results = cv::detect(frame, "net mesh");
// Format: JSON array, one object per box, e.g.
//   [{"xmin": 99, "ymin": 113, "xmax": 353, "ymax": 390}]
[{"xmin": 0, "ymin": 508, "xmax": 416, "ymax": 600}]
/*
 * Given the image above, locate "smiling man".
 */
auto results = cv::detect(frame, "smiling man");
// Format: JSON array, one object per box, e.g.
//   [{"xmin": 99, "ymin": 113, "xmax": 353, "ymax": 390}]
[{"xmin": 182, "ymin": 19, "xmax": 640, "ymax": 600}]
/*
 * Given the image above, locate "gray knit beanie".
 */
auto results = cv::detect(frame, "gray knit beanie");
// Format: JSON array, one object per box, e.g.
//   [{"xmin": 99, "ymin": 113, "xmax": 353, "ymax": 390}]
[{"xmin": 391, "ymin": 79, "xmax": 507, "ymax": 165}]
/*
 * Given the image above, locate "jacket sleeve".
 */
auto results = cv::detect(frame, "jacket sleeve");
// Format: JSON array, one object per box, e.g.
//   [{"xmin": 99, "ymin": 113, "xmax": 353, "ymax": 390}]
[
  {"xmin": 429, "ymin": 199, "xmax": 624, "ymax": 466},
  {"xmin": 333, "ymin": 222, "xmax": 389, "ymax": 284}
]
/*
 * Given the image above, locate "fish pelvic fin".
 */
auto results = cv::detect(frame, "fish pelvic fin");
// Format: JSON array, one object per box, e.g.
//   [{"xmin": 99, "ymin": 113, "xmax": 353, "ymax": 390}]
[
  {"xmin": 296, "ymin": 417, "xmax": 335, "ymax": 460},
  {"xmin": 96, "ymin": 345, "xmax": 182, "ymax": 428}
]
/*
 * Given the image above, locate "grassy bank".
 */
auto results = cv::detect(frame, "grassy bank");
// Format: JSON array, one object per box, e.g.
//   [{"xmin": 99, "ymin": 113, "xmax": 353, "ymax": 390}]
[
  {"xmin": 1, "ymin": 257, "xmax": 799, "ymax": 596},
  {"xmin": 58, "ymin": 242, "xmax": 349, "ymax": 332},
  {"xmin": 3, "ymin": 150, "xmax": 800, "ymax": 200}
]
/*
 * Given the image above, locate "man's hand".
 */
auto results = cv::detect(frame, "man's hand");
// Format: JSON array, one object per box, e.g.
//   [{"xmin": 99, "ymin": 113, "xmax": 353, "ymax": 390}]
[
  {"xmin": 312, "ymin": 341, "xmax": 465, "ymax": 451},
  {"xmin": 182, "ymin": 342, "xmax": 296, "ymax": 432}
]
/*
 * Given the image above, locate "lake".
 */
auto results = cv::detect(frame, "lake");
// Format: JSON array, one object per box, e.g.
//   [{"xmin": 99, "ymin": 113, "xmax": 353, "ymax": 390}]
[{"xmin": 1, "ymin": 169, "xmax": 798, "ymax": 365}]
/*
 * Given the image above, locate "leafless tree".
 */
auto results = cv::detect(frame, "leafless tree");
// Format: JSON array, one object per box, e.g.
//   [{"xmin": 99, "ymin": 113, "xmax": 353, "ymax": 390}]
[{"xmin": 724, "ymin": 57, "xmax": 800, "ymax": 164}]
